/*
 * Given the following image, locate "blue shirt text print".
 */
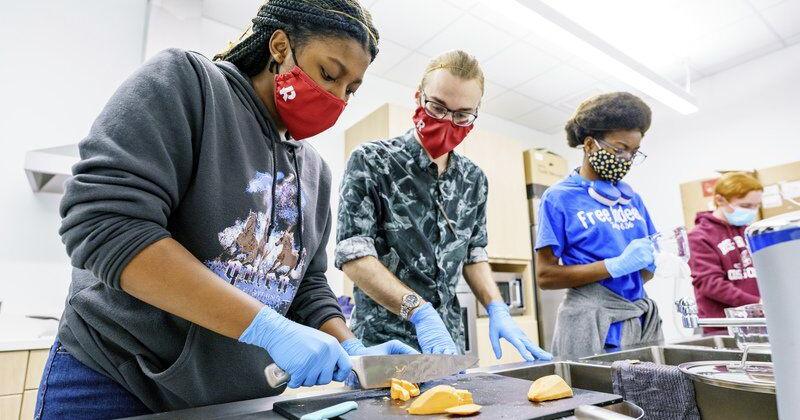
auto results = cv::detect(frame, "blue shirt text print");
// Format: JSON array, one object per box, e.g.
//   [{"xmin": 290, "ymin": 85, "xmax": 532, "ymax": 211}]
[{"xmin": 576, "ymin": 205, "xmax": 646, "ymax": 231}]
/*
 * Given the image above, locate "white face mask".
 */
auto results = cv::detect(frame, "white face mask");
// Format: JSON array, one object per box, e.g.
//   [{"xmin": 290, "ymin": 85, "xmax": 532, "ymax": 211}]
[{"xmin": 723, "ymin": 206, "xmax": 759, "ymax": 226}]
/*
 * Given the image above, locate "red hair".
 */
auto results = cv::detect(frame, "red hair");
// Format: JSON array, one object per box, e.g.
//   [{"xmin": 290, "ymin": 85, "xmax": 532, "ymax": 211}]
[{"xmin": 715, "ymin": 172, "xmax": 763, "ymax": 201}]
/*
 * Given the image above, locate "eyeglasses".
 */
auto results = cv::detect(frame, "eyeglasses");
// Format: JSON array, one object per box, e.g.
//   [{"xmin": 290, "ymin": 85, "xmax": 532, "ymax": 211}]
[
  {"xmin": 420, "ymin": 91, "xmax": 478, "ymax": 127},
  {"xmin": 594, "ymin": 138, "xmax": 648, "ymax": 165}
]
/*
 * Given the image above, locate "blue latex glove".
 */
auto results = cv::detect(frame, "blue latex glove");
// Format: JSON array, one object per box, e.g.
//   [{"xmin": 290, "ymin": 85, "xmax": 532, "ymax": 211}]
[
  {"xmin": 487, "ymin": 302, "xmax": 552, "ymax": 362},
  {"xmin": 604, "ymin": 238, "xmax": 656, "ymax": 278},
  {"xmin": 341, "ymin": 338, "xmax": 419, "ymax": 389},
  {"xmin": 239, "ymin": 306, "xmax": 351, "ymax": 389},
  {"xmin": 341, "ymin": 338, "xmax": 420, "ymax": 356},
  {"xmin": 646, "ymin": 262, "xmax": 657, "ymax": 273},
  {"xmin": 409, "ymin": 302, "xmax": 459, "ymax": 355}
]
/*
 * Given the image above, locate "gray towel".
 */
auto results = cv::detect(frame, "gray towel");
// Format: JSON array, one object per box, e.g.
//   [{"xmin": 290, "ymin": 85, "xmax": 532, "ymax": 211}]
[{"xmin": 611, "ymin": 361, "xmax": 700, "ymax": 420}]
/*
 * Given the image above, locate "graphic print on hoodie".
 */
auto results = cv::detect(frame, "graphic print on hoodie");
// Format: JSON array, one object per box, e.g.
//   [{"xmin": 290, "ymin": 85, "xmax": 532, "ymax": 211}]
[
  {"xmin": 205, "ymin": 170, "xmax": 307, "ymax": 315},
  {"xmin": 688, "ymin": 211, "xmax": 760, "ymax": 333}
]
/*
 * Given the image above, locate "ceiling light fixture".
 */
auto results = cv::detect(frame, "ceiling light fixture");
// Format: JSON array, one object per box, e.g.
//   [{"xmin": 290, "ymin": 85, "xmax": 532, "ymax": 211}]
[{"xmin": 485, "ymin": 0, "xmax": 699, "ymax": 114}]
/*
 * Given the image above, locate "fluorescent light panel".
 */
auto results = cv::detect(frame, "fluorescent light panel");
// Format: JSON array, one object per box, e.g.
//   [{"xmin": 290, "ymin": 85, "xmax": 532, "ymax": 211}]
[{"xmin": 485, "ymin": 0, "xmax": 699, "ymax": 115}]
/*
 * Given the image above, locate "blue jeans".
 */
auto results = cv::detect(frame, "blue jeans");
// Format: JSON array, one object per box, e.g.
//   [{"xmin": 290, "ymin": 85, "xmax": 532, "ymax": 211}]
[{"xmin": 34, "ymin": 340, "xmax": 151, "ymax": 419}]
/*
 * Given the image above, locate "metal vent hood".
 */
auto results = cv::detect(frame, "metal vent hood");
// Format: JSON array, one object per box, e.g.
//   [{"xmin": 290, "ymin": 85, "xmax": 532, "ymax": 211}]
[{"xmin": 24, "ymin": 145, "xmax": 80, "ymax": 194}]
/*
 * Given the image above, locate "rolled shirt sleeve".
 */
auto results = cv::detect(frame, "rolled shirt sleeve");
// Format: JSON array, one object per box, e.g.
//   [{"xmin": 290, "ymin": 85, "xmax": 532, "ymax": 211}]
[
  {"xmin": 335, "ymin": 149, "xmax": 380, "ymax": 269},
  {"xmin": 466, "ymin": 172, "xmax": 489, "ymax": 264}
]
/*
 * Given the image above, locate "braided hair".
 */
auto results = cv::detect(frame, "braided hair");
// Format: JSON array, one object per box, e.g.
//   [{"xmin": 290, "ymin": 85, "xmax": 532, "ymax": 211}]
[{"xmin": 215, "ymin": 0, "xmax": 379, "ymax": 76}]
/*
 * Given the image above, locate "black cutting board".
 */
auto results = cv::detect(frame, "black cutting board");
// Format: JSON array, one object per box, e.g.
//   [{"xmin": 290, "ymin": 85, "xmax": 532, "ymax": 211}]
[{"xmin": 273, "ymin": 373, "xmax": 622, "ymax": 420}]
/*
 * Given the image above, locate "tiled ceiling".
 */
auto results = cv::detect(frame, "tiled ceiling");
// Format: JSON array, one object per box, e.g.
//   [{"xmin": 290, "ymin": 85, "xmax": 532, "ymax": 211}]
[
  {"xmin": 540, "ymin": 0, "xmax": 800, "ymax": 83},
  {"xmin": 196, "ymin": 0, "xmax": 800, "ymax": 134}
]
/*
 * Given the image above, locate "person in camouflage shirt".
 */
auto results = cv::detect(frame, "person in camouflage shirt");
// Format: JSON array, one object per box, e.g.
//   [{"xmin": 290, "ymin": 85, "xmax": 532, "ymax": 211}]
[{"xmin": 335, "ymin": 50, "xmax": 552, "ymax": 362}]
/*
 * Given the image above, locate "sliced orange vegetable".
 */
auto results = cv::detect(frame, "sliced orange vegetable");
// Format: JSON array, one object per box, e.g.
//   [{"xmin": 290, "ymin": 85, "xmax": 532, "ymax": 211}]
[
  {"xmin": 390, "ymin": 383, "xmax": 411, "ymax": 401},
  {"xmin": 528, "ymin": 375, "xmax": 573, "ymax": 402},
  {"xmin": 407, "ymin": 385, "xmax": 460, "ymax": 415},
  {"xmin": 455, "ymin": 389, "xmax": 473, "ymax": 404},
  {"xmin": 444, "ymin": 404, "xmax": 482, "ymax": 415},
  {"xmin": 408, "ymin": 384, "xmax": 420, "ymax": 397},
  {"xmin": 392, "ymin": 378, "xmax": 420, "ymax": 397}
]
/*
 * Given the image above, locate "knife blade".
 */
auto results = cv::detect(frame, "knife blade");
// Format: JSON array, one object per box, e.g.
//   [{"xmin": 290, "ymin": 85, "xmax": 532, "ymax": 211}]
[{"xmin": 265, "ymin": 354, "xmax": 478, "ymax": 389}]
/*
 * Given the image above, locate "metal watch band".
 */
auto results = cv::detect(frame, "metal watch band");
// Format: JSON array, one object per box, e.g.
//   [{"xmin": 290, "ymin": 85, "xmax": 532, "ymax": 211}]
[{"xmin": 400, "ymin": 293, "xmax": 421, "ymax": 320}]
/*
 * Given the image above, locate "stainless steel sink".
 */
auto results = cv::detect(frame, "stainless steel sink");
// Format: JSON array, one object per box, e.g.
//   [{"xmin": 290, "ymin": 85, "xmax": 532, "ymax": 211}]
[
  {"xmin": 483, "ymin": 360, "xmax": 618, "ymax": 396},
  {"xmin": 578, "ymin": 345, "xmax": 772, "ymax": 365},
  {"xmin": 671, "ymin": 335, "xmax": 740, "ymax": 349},
  {"xmin": 488, "ymin": 346, "xmax": 777, "ymax": 420}
]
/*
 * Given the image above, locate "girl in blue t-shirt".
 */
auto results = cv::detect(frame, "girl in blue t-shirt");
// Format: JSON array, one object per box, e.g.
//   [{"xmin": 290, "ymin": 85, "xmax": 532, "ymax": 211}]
[{"xmin": 535, "ymin": 92, "xmax": 663, "ymax": 358}]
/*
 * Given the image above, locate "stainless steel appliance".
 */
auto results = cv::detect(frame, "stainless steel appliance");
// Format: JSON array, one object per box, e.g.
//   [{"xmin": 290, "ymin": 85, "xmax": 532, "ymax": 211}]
[
  {"xmin": 477, "ymin": 271, "xmax": 525, "ymax": 317},
  {"xmin": 524, "ymin": 149, "xmax": 570, "ymax": 353},
  {"xmin": 456, "ymin": 279, "xmax": 478, "ymax": 358},
  {"xmin": 745, "ymin": 210, "xmax": 800, "ymax": 419},
  {"xmin": 531, "ymin": 229, "xmax": 565, "ymax": 352}
]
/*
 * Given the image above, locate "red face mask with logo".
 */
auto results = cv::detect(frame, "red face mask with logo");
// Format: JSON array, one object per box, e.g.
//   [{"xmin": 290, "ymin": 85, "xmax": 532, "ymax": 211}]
[
  {"xmin": 412, "ymin": 106, "xmax": 474, "ymax": 159},
  {"xmin": 274, "ymin": 66, "xmax": 346, "ymax": 140}
]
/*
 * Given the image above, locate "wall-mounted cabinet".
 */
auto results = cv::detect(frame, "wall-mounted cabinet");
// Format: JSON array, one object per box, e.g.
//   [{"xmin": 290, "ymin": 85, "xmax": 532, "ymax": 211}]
[
  {"xmin": 24, "ymin": 145, "xmax": 79, "ymax": 194},
  {"xmin": 458, "ymin": 129, "xmax": 532, "ymax": 261}
]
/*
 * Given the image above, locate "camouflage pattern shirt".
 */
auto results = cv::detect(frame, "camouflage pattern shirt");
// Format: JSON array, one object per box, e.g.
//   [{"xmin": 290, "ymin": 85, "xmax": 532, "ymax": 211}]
[{"xmin": 335, "ymin": 129, "xmax": 489, "ymax": 352}]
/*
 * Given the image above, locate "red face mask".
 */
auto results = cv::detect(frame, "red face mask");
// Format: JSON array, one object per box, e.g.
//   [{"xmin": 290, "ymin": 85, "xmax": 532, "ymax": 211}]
[
  {"xmin": 274, "ymin": 66, "xmax": 346, "ymax": 140},
  {"xmin": 412, "ymin": 106, "xmax": 474, "ymax": 159}
]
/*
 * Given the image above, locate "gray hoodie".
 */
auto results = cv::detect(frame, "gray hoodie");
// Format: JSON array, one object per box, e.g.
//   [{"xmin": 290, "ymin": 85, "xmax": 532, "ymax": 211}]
[
  {"xmin": 57, "ymin": 49, "xmax": 342, "ymax": 412},
  {"xmin": 551, "ymin": 282, "xmax": 663, "ymax": 359}
]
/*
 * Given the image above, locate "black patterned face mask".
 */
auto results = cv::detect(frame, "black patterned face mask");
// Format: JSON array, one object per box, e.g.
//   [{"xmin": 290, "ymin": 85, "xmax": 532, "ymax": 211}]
[{"xmin": 587, "ymin": 147, "xmax": 633, "ymax": 182}]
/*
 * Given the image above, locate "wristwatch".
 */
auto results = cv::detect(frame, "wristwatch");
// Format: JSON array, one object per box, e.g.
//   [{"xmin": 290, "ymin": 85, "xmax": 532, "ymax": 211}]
[{"xmin": 400, "ymin": 293, "xmax": 423, "ymax": 320}]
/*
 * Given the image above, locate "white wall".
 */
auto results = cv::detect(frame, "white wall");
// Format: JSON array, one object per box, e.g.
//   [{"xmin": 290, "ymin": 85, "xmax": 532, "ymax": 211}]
[
  {"xmin": 0, "ymin": 0, "xmax": 148, "ymax": 316},
  {"xmin": 631, "ymin": 42, "xmax": 800, "ymax": 341},
  {"xmin": 145, "ymin": 0, "xmax": 240, "ymax": 61}
]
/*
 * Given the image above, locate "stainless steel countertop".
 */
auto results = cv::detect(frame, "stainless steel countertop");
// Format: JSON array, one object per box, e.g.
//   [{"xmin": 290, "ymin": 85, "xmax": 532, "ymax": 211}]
[{"xmin": 124, "ymin": 338, "xmax": 676, "ymax": 420}]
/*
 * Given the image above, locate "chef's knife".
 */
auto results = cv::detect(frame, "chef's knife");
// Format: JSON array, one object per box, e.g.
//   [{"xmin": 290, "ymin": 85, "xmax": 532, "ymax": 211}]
[{"xmin": 265, "ymin": 354, "xmax": 478, "ymax": 389}]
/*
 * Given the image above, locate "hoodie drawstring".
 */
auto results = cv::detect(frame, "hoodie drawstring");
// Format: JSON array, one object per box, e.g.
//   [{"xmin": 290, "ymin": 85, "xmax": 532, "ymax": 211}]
[
  {"xmin": 264, "ymin": 143, "xmax": 304, "ymax": 262},
  {"xmin": 291, "ymin": 147, "xmax": 304, "ymax": 256},
  {"xmin": 266, "ymin": 143, "xmax": 278, "ymax": 240}
]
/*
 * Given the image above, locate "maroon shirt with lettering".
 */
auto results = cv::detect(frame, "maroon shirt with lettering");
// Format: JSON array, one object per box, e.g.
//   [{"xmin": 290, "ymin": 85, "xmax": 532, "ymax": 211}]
[{"xmin": 688, "ymin": 211, "xmax": 760, "ymax": 334}]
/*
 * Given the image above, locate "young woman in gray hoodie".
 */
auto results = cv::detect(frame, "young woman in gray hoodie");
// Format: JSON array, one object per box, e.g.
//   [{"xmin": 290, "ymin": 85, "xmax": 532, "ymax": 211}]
[{"xmin": 36, "ymin": 1, "xmax": 416, "ymax": 418}]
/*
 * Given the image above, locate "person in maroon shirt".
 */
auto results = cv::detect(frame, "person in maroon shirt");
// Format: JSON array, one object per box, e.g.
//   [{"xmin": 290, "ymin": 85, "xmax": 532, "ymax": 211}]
[{"xmin": 688, "ymin": 172, "xmax": 764, "ymax": 334}]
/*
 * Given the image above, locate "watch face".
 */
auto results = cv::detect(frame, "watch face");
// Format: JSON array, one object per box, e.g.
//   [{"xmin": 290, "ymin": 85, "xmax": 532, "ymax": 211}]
[{"xmin": 403, "ymin": 294, "xmax": 419, "ymax": 307}]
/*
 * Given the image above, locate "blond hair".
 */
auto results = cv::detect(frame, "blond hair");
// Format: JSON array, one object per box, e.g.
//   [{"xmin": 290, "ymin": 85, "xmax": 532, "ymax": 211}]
[
  {"xmin": 418, "ymin": 50, "xmax": 484, "ymax": 94},
  {"xmin": 715, "ymin": 172, "xmax": 763, "ymax": 202}
]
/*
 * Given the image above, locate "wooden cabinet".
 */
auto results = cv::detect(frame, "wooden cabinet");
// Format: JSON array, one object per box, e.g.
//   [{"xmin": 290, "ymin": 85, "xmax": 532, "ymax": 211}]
[
  {"xmin": 0, "ymin": 352, "xmax": 28, "ymax": 396},
  {"xmin": 24, "ymin": 351, "xmax": 47, "ymax": 391},
  {"xmin": 460, "ymin": 129, "xmax": 532, "ymax": 261},
  {"xmin": 344, "ymin": 103, "xmax": 410, "ymax": 152},
  {"xmin": 0, "ymin": 394, "xmax": 22, "ymax": 420},
  {"xmin": 342, "ymin": 104, "xmax": 534, "ymax": 295},
  {"xmin": 20, "ymin": 390, "xmax": 36, "ymax": 420},
  {"xmin": 0, "ymin": 349, "xmax": 48, "ymax": 420}
]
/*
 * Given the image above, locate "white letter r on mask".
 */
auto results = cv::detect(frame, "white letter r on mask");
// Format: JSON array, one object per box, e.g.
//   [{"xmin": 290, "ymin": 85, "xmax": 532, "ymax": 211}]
[{"xmin": 279, "ymin": 85, "xmax": 296, "ymax": 102}]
